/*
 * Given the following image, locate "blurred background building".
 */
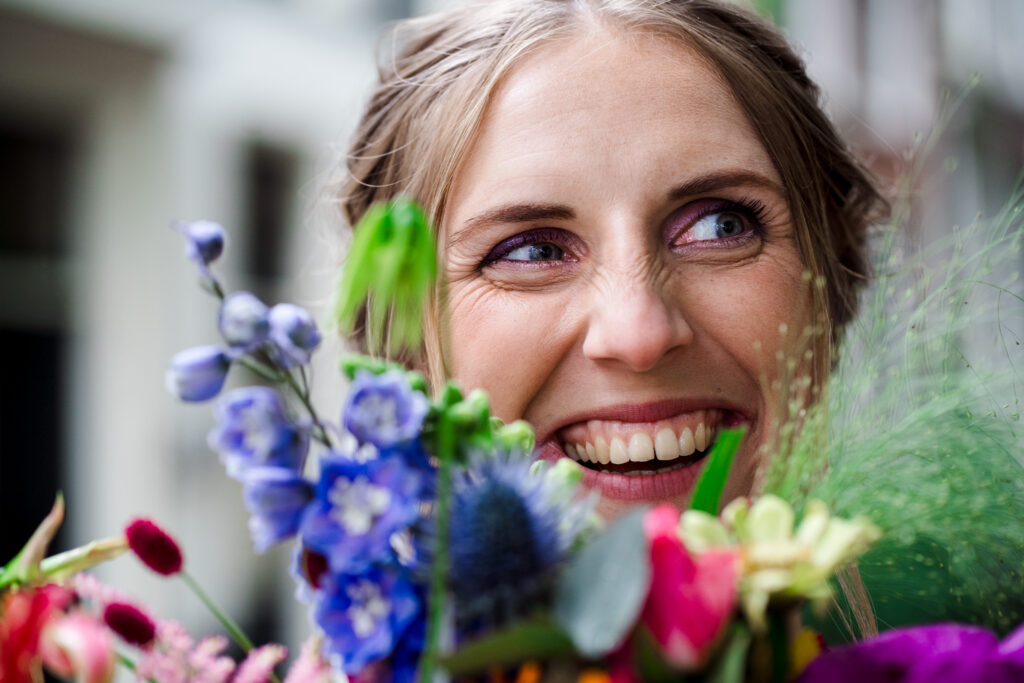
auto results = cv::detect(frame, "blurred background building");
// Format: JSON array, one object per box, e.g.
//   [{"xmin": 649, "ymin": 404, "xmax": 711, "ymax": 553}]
[{"xmin": 1, "ymin": 0, "xmax": 1021, "ymax": 670}]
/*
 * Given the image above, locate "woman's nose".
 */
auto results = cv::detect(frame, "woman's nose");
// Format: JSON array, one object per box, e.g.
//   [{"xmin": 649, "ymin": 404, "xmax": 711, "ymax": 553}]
[{"xmin": 581, "ymin": 276, "xmax": 694, "ymax": 372}]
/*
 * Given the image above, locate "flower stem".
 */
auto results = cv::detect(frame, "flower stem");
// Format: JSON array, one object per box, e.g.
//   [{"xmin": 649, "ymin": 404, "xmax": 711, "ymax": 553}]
[
  {"xmin": 420, "ymin": 413, "xmax": 455, "ymax": 683},
  {"xmin": 117, "ymin": 651, "xmax": 157, "ymax": 683},
  {"xmin": 281, "ymin": 367, "xmax": 334, "ymax": 449},
  {"xmin": 181, "ymin": 571, "xmax": 255, "ymax": 651}
]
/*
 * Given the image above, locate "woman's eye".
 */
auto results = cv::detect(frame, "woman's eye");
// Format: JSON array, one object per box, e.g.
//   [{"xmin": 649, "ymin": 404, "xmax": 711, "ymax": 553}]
[
  {"xmin": 690, "ymin": 210, "xmax": 750, "ymax": 241},
  {"xmin": 504, "ymin": 242, "xmax": 565, "ymax": 261}
]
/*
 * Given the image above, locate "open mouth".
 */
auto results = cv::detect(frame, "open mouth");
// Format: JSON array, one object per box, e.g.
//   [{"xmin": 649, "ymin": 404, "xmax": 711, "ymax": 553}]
[{"xmin": 541, "ymin": 407, "xmax": 749, "ymax": 500}]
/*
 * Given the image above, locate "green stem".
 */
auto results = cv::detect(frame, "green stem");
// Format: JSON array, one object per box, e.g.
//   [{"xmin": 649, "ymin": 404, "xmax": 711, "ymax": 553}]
[
  {"xmin": 181, "ymin": 572, "xmax": 283, "ymax": 683},
  {"xmin": 281, "ymin": 367, "xmax": 334, "ymax": 450},
  {"xmin": 117, "ymin": 651, "xmax": 157, "ymax": 683},
  {"xmin": 768, "ymin": 611, "xmax": 789, "ymax": 683},
  {"xmin": 419, "ymin": 414, "xmax": 455, "ymax": 683},
  {"xmin": 181, "ymin": 571, "xmax": 255, "ymax": 651}
]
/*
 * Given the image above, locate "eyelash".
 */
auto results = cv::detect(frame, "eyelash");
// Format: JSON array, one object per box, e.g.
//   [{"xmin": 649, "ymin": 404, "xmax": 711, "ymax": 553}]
[
  {"xmin": 478, "ymin": 197, "xmax": 770, "ymax": 268},
  {"xmin": 480, "ymin": 227, "xmax": 577, "ymax": 267},
  {"xmin": 672, "ymin": 197, "xmax": 770, "ymax": 247}
]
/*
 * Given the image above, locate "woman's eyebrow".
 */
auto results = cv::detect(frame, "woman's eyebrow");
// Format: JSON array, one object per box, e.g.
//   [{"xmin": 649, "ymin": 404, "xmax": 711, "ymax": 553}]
[
  {"xmin": 667, "ymin": 170, "xmax": 785, "ymax": 200},
  {"xmin": 451, "ymin": 203, "xmax": 575, "ymax": 244}
]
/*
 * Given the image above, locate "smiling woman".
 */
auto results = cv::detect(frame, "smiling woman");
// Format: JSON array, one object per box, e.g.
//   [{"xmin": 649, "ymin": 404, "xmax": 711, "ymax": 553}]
[{"xmin": 336, "ymin": 0, "xmax": 885, "ymax": 517}]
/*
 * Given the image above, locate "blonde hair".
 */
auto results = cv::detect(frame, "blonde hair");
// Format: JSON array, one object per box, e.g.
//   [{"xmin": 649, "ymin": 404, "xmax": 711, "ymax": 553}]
[{"xmin": 337, "ymin": 0, "xmax": 885, "ymax": 384}]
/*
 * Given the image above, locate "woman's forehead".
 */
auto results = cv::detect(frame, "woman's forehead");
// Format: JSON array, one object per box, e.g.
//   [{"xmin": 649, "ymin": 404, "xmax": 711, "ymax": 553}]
[{"xmin": 444, "ymin": 27, "xmax": 781, "ymax": 231}]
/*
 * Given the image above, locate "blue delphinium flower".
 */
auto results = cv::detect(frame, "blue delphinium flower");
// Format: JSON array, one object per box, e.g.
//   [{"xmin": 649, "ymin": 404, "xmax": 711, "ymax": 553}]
[
  {"xmin": 208, "ymin": 386, "xmax": 308, "ymax": 477},
  {"xmin": 448, "ymin": 451, "xmax": 584, "ymax": 632},
  {"xmin": 165, "ymin": 345, "xmax": 231, "ymax": 402},
  {"xmin": 344, "ymin": 370, "xmax": 429, "ymax": 450},
  {"xmin": 174, "ymin": 220, "xmax": 225, "ymax": 283},
  {"xmin": 315, "ymin": 567, "xmax": 420, "ymax": 674},
  {"xmin": 300, "ymin": 452, "xmax": 425, "ymax": 574},
  {"xmin": 219, "ymin": 291, "xmax": 270, "ymax": 350},
  {"xmin": 268, "ymin": 303, "xmax": 321, "ymax": 368},
  {"xmin": 241, "ymin": 466, "xmax": 314, "ymax": 553}
]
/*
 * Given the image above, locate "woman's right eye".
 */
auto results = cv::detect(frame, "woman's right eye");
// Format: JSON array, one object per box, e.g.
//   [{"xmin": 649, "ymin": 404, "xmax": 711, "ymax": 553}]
[
  {"xmin": 504, "ymin": 242, "xmax": 565, "ymax": 262},
  {"xmin": 481, "ymin": 228, "xmax": 577, "ymax": 268}
]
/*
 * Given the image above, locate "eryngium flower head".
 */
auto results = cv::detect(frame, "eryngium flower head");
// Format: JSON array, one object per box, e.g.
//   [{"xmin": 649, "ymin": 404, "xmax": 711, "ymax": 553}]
[
  {"xmin": 300, "ymin": 452, "xmax": 426, "ymax": 574},
  {"xmin": 218, "ymin": 291, "xmax": 270, "ymax": 350},
  {"xmin": 315, "ymin": 568, "xmax": 420, "ymax": 674},
  {"xmin": 448, "ymin": 452, "xmax": 580, "ymax": 633},
  {"xmin": 343, "ymin": 370, "xmax": 429, "ymax": 451},
  {"xmin": 208, "ymin": 386, "xmax": 308, "ymax": 478},
  {"xmin": 125, "ymin": 519, "xmax": 183, "ymax": 576},
  {"xmin": 268, "ymin": 303, "xmax": 321, "ymax": 368},
  {"xmin": 103, "ymin": 602, "xmax": 156, "ymax": 647},
  {"xmin": 165, "ymin": 345, "xmax": 231, "ymax": 402},
  {"xmin": 242, "ymin": 466, "xmax": 315, "ymax": 553}
]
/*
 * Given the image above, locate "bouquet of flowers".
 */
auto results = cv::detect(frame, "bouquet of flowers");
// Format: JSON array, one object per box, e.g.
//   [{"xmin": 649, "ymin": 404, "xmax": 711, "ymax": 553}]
[{"xmin": 3, "ymin": 189, "xmax": 1024, "ymax": 683}]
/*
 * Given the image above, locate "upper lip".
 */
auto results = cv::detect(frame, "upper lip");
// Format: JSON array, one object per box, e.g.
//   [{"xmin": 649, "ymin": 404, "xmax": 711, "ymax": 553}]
[{"xmin": 536, "ymin": 397, "xmax": 752, "ymax": 443}]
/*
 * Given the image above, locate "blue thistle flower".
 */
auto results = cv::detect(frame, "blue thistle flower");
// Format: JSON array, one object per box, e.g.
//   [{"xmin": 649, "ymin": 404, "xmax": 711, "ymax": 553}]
[{"xmin": 447, "ymin": 452, "xmax": 585, "ymax": 633}]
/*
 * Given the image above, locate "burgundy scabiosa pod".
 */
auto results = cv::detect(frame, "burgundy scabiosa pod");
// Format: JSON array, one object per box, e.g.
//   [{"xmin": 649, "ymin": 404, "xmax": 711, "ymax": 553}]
[
  {"xmin": 103, "ymin": 602, "xmax": 156, "ymax": 647},
  {"xmin": 125, "ymin": 519, "xmax": 184, "ymax": 576}
]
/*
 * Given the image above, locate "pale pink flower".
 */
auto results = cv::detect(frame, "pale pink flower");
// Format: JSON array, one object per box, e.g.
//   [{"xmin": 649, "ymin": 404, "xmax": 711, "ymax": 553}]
[
  {"xmin": 39, "ymin": 612, "xmax": 116, "ymax": 683},
  {"xmin": 283, "ymin": 637, "xmax": 333, "ymax": 683},
  {"xmin": 641, "ymin": 504, "xmax": 739, "ymax": 670},
  {"xmin": 233, "ymin": 643, "xmax": 288, "ymax": 683}
]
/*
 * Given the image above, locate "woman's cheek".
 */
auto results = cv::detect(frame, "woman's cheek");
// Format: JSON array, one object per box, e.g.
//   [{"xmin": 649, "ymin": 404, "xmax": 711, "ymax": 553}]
[{"xmin": 443, "ymin": 281, "xmax": 579, "ymax": 422}]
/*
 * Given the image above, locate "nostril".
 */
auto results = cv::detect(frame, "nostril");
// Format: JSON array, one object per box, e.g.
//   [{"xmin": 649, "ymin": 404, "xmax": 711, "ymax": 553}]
[{"xmin": 581, "ymin": 292, "xmax": 693, "ymax": 371}]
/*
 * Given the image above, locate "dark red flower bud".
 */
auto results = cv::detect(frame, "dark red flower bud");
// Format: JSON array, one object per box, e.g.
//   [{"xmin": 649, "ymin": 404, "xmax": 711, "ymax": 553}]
[
  {"xmin": 103, "ymin": 602, "xmax": 156, "ymax": 647},
  {"xmin": 125, "ymin": 519, "xmax": 183, "ymax": 576},
  {"xmin": 300, "ymin": 548, "xmax": 329, "ymax": 590}
]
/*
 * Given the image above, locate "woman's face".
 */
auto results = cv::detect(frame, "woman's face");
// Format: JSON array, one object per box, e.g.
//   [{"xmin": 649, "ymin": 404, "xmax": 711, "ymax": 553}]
[{"xmin": 441, "ymin": 29, "xmax": 809, "ymax": 517}]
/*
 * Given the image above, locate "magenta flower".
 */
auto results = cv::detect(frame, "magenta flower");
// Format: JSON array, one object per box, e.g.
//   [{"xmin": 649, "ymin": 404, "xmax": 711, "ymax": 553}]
[
  {"xmin": 125, "ymin": 518, "xmax": 184, "ymax": 576},
  {"xmin": 103, "ymin": 602, "xmax": 156, "ymax": 647},
  {"xmin": 799, "ymin": 622, "xmax": 1024, "ymax": 682},
  {"xmin": 641, "ymin": 504, "xmax": 739, "ymax": 670}
]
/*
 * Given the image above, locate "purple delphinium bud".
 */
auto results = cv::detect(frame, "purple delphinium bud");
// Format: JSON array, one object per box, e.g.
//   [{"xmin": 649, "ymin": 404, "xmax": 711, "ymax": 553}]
[
  {"xmin": 300, "ymin": 452, "xmax": 424, "ymax": 574},
  {"xmin": 315, "ymin": 568, "xmax": 420, "ymax": 674},
  {"xmin": 344, "ymin": 370, "xmax": 429, "ymax": 451},
  {"xmin": 219, "ymin": 291, "xmax": 270, "ymax": 350},
  {"xmin": 174, "ymin": 220, "xmax": 225, "ymax": 282},
  {"xmin": 242, "ymin": 466, "xmax": 314, "ymax": 553},
  {"xmin": 208, "ymin": 386, "xmax": 308, "ymax": 478},
  {"xmin": 165, "ymin": 345, "xmax": 231, "ymax": 402},
  {"xmin": 268, "ymin": 303, "xmax": 321, "ymax": 368}
]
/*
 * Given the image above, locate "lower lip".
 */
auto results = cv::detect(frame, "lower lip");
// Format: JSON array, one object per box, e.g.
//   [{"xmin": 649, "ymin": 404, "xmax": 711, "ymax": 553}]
[{"xmin": 536, "ymin": 440, "xmax": 711, "ymax": 503}]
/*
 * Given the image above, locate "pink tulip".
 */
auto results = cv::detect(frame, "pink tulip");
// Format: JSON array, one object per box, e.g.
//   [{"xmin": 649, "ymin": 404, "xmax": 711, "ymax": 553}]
[
  {"xmin": 641, "ymin": 504, "xmax": 739, "ymax": 670},
  {"xmin": 39, "ymin": 612, "xmax": 115, "ymax": 683}
]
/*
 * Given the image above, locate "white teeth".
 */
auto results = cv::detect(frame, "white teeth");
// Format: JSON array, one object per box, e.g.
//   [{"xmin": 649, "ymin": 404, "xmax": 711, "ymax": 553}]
[
  {"xmin": 609, "ymin": 437, "xmax": 628, "ymax": 465},
  {"xmin": 694, "ymin": 422, "xmax": 707, "ymax": 451},
  {"xmin": 564, "ymin": 443, "xmax": 579, "ymax": 460},
  {"xmin": 594, "ymin": 436, "xmax": 611, "ymax": 464},
  {"xmin": 585, "ymin": 442, "xmax": 596, "ymax": 462},
  {"xmin": 654, "ymin": 428, "xmax": 680, "ymax": 461},
  {"xmin": 628, "ymin": 432, "xmax": 655, "ymax": 462},
  {"xmin": 679, "ymin": 427, "xmax": 696, "ymax": 457}
]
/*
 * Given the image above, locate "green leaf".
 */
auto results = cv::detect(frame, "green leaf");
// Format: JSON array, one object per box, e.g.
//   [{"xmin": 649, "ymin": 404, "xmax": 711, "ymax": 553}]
[
  {"xmin": 706, "ymin": 623, "xmax": 752, "ymax": 683},
  {"xmin": 689, "ymin": 428, "xmax": 745, "ymax": 514},
  {"xmin": 439, "ymin": 617, "xmax": 575, "ymax": 676},
  {"xmin": 554, "ymin": 507, "xmax": 651, "ymax": 658}
]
